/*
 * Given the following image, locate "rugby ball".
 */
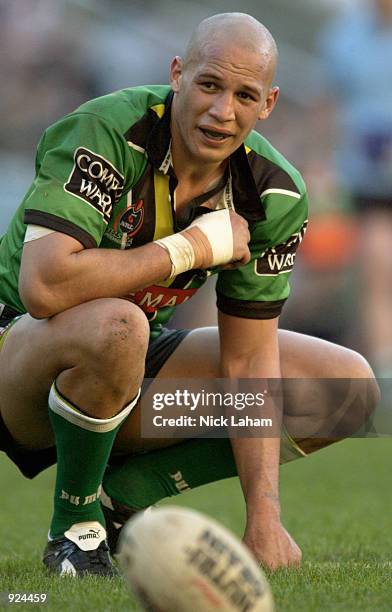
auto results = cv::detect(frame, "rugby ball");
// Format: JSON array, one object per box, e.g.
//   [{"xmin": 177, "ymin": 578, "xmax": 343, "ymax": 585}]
[{"xmin": 117, "ymin": 505, "xmax": 274, "ymax": 612}]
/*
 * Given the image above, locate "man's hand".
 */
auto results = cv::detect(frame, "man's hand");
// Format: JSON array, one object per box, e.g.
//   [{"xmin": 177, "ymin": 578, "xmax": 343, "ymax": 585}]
[
  {"xmin": 243, "ymin": 499, "xmax": 302, "ymax": 570},
  {"xmin": 244, "ymin": 521, "xmax": 302, "ymax": 570},
  {"xmin": 155, "ymin": 209, "xmax": 251, "ymax": 278},
  {"xmin": 184, "ymin": 209, "xmax": 251, "ymax": 269},
  {"xmin": 220, "ymin": 210, "xmax": 252, "ymax": 269}
]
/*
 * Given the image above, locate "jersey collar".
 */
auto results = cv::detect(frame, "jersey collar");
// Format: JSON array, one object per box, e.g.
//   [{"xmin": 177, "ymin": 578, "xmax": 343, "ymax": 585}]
[{"xmin": 146, "ymin": 91, "xmax": 266, "ymax": 222}]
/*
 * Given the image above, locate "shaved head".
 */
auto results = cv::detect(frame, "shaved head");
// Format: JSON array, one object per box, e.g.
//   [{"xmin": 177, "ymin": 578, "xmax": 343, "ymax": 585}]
[
  {"xmin": 169, "ymin": 12, "xmax": 281, "ymax": 172},
  {"xmin": 184, "ymin": 13, "xmax": 278, "ymax": 82}
]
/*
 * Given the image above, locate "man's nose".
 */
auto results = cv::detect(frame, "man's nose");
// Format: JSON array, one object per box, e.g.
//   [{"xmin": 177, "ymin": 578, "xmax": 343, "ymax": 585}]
[{"xmin": 208, "ymin": 92, "xmax": 236, "ymax": 122}]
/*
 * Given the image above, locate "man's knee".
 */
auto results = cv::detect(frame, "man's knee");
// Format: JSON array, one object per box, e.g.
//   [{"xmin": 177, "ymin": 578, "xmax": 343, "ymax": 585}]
[
  {"xmin": 345, "ymin": 349, "xmax": 379, "ymax": 404},
  {"xmin": 91, "ymin": 299, "xmax": 148, "ymax": 351},
  {"xmin": 53, "ymin": 298, "xmax": 149, "ymax": 380},
  {"xmin": 332, "ymin": 350, "xmax": 380, "ymax": 435},
  {"xmin": 77, "ymin": 299, "xmax": 150, "ymax": 367},
  {"xmin": 284, "ymin": 348, "xmax": 380, "ymax": 440},
  {"xmin": 53, "ymin": 299, "xmax": 149, "ymax": 412}
]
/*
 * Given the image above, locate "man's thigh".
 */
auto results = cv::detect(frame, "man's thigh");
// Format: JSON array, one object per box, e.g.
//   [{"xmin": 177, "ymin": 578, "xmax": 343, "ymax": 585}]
[
  {"xmin": 152, "ymin": 326, "xmax": 372, "ymax": 381},
  {"xmin": 113, "ymin": 327, "xmax": 220, "ymax": 452},
  {"xmin": 0, "ymin": 298, "xmax": 150, "ymax": 450},
  {"xmin": 0, "ymin": 313, "xmax": 66, "ymax": 450},
  {"xmin": 115, "ymin": 326, "xmax": 375, "ymax": 452},
  {"xmin": 1, "ymin": 324, "xmax": 218, "ymax": 456},
  {"xmin": 1, "ymin": 319, "xmax": 375, "ymax": 461}
]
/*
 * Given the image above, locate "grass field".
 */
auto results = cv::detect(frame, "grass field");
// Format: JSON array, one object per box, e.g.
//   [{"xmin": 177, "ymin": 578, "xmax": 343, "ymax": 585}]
[{"xmin": 0, "ymin": 438, "xmax": 391, "ymax": 611}]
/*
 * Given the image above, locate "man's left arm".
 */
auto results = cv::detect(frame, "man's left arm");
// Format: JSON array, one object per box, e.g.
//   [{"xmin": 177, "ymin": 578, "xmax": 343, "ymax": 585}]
[{"xmin": 218, "ymin": 310, "xmax": 302, "ymax": 569}]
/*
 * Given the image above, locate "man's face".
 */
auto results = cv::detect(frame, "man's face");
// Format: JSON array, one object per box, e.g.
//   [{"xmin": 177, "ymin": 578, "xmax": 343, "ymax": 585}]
[{"xmin": 170, "ymin": 41, "xmax": 279, "ymax": 167}]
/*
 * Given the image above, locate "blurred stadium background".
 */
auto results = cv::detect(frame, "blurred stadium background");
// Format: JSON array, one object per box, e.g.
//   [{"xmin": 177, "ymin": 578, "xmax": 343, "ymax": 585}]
[{"xmin": 1, "ymin": 1, "xmax": 391, "ymax": 609}]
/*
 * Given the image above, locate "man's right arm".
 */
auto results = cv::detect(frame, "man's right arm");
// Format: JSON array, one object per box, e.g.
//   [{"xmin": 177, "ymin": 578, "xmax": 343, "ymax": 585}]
[
  {"xmin": 19, "ymin": 209, "xmax": 250, "ymax": 318},
  {"xmin": 19, "ymin": 233, "xmax": 172, "ymax": 318}
]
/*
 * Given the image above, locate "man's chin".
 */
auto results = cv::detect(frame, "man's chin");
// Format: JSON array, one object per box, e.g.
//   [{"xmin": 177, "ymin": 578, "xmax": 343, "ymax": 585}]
[{"xmin": 191, "ymin": 144, "xmax": 234, "ymax": 165}]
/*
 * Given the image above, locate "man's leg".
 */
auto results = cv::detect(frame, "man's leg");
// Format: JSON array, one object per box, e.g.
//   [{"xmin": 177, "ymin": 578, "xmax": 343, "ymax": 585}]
[
  {"xmin": 102, "ymin": 327, "xmax": 378, "ymax": 550},
  {"xmin": 358, "ymin": 210, "xmax": 392, "ymax": 377},
  {"xmin": 112, "ymin": 326, "xmax": 378, "ymax": 452},
  {"xmin": 0, "ymin": 298, "xmax": 149, "ymax": 575}
]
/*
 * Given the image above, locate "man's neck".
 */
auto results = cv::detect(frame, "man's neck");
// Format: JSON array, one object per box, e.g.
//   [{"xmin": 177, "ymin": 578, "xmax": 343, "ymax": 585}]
[
  {"xmin": 169, "ymin": 138, "xmax": 228, "ymax": 210},
  {"xmin": 171, "ymin": 141, "xmax": 227, "ymax": 186},
  {"xmin": 175, "ymin": 157, "xmax": 227, "ymax": 188}
]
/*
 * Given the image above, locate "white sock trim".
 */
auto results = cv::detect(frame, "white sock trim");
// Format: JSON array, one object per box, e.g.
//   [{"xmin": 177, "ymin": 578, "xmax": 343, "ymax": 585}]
[{"xmin": 48, "ymin": 384, "xmax": 140, "ymax": 433}]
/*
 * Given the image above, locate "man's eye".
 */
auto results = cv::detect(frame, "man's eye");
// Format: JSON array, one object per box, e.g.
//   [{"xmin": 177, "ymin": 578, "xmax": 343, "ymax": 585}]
[
  {"xmin": 238, "ymin": 92, "xmax": 253, "ymax": 101},
  {"xmin": 201, "ymin": 82, "xmax": 216, "ymax": 90}
]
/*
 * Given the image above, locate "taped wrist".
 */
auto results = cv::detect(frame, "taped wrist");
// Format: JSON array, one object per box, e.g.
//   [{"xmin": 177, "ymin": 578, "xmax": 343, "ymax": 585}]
[
  {"xmin": 189, "ymin": 209, "xmax": 233, "ymax": 266},
  {"xmin": 155, "ymin": 209, "xmax": 234, "ymax": 278},
  {"xmin": 155, "ymin": 233, "xmax": 196, "ymax": 278}
]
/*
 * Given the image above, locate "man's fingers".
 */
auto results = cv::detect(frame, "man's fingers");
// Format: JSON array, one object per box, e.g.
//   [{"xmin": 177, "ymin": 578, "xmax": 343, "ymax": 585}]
[
  {"xmin": 243, "ymin": 523, "xmax": 302, "ymax": 571},
  {"xmin": 228, "ymin": 210, "xmax": 251, "ymax": 265}
]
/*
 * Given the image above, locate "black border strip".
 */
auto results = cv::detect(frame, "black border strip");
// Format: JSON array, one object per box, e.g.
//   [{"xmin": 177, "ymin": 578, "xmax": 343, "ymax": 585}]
[
  {"xmin": 216, "ymin": 291, "xmax": 286, "ymax": 319},
  {"xmin": 24, "ymin": 210, "xmax": 97, "ymax": 249}
]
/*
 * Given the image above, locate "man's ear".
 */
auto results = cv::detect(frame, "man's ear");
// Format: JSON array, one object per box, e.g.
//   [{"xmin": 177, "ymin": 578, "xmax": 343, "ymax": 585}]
[
  {"xmin": 170, "ymin": 56, "xmax": 183, "ymax": 93},
  {"xmin": 258, "ymin": 86, "xmax": 280, "ymax": 121}
]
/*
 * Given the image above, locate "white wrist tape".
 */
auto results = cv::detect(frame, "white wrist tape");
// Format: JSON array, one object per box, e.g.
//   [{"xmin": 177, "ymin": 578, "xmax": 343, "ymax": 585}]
[
  {"xmin": 155, "ymin": 209, "xmax": 234, "ymax": 278},
  {"xmin": 155, "ymin": 233, "xmax": 196, "ymax": 277},
  {"xmin": 190, "ymin": 208, "xmax": 233, "ymax": 266}
]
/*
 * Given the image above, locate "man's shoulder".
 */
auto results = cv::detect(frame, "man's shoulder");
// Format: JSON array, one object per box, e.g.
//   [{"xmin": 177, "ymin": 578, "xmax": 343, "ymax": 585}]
[
  {"xmin": 244, "ymin": 130, "xmax": 306, "ymax": 199},
  {"xmin": 60, "ymin": 85, "xmax": 172, "ymax": 134}
]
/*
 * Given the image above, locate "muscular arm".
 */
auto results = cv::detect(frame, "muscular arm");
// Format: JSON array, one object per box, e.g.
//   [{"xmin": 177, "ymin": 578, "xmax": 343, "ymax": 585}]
[
  {"xmin": 19, "ymin": 233, "xmax": 172, "ymax": 318},
  {"xmin": 218, "ymin": 310, "xmax": 301, "ymax": 569},
  {"xmin": 19, "ymin": 210, "xmax": 250, "ymax": 318}
]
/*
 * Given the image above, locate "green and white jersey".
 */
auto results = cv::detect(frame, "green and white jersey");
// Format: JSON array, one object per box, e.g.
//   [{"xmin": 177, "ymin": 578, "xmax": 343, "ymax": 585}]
[{"xmin": 0, "ymin": 85, "xmax": 308, "ymax": 339}]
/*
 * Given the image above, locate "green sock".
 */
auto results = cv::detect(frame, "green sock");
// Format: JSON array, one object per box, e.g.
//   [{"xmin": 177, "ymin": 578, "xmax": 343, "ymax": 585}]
[
  {"xmin": 103, "ymin": 429, "xmax": 305, "ymax": 510},
  {"xmin": 48, "ymin": 382, "xmax": 137, "ymax": 539},
  {"xmin": 103, "ymin": 438, "xmax": 237, "ymax": 509}
]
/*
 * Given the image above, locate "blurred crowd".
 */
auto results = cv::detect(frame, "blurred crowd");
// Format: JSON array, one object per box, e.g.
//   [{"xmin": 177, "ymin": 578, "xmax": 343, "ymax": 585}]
[
  {"xmin": 1, "ymin": 0, "xmax": 391, "ymax": 375},
  {"xmin": 291, "ymin": 0, "xmax": 392, "ymax": 378}
]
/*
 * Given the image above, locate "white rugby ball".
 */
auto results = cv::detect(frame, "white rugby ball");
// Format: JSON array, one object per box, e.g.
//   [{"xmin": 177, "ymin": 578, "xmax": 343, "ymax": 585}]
[{"xmin": 118, "ymin": 505, "xmax": 274, "ymax": 612}]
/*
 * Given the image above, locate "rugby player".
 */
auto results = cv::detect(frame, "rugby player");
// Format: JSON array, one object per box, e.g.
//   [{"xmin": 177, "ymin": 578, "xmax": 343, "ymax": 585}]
[{"xmin": 0, "ymin": 13, "xmax": 378, "ymax": 576}]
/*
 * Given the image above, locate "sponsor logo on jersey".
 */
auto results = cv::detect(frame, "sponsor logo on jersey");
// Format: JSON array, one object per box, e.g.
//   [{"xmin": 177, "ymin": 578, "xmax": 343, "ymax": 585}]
[
  {"xmin": 103, "ymin": 227, "xmax": 131, "ymax": 246},
  {"xmin": 64, "ymin": 147, "xmax": 124, "ymax": 223},
  {"xmin": 127, "ymin": 285, "xmax": 198, "ymax": 315},
  {"xmin": 255, "ymin": 220, "xmax": 308, "ymax": 276},
  {"xmin": 114, "ymin": 199, "xmax": 144, "ymax": 238}
]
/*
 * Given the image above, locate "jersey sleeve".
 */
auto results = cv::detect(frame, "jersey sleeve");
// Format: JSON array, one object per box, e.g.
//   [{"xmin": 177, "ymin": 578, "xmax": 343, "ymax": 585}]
[
  {"xmin": 23, "ymin": 112, "xmax": 132, "ymax": 248},
  {"xmin": 216, "ymin": 191, "xmax": 308, "ymax": 319}
]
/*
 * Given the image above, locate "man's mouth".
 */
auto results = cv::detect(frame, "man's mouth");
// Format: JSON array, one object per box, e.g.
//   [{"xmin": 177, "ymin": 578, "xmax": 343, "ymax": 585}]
[{"xmin": 199, "ymin": 128, "xmax": 231, "ymax": 141}]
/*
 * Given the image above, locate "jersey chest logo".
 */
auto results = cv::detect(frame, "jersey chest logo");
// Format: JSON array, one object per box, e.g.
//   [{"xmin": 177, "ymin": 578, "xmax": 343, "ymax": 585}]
[{"xmin": 114, "ymin": 200, "xmax": 145, "ymax": 238}]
